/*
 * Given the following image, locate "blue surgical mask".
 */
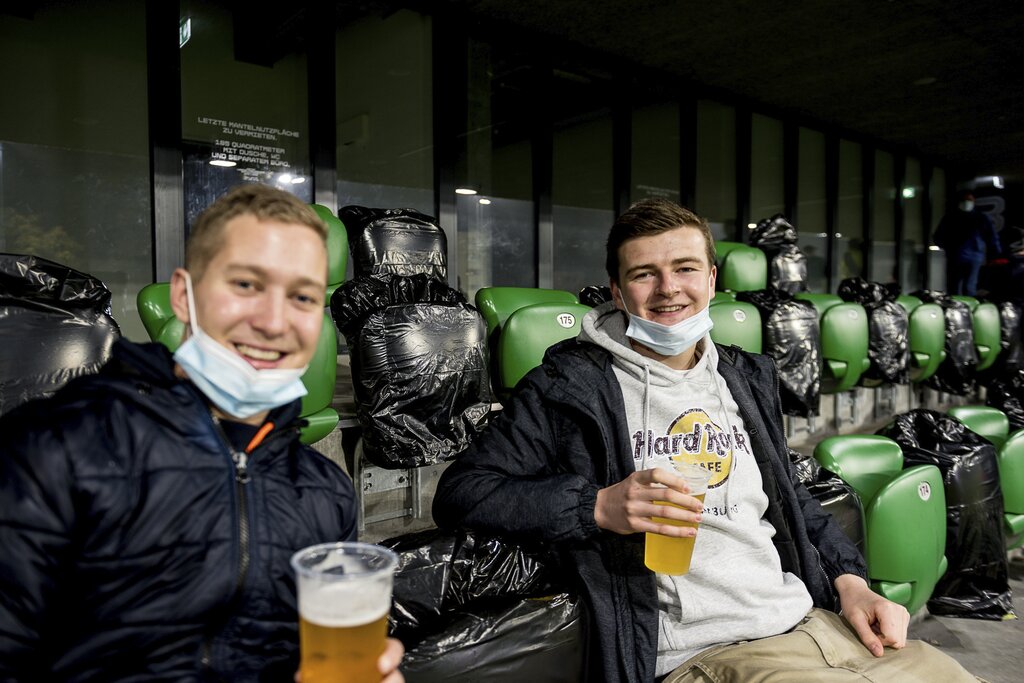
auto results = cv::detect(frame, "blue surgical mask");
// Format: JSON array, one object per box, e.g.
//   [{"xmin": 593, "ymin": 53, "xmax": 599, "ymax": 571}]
[
  {"xmin": 621, "ymin": 279, "xmax": 715, "ymax": 357},
  {"xmin": 173, "ymin": 272, "xmax": 308, "ymax": 419}
]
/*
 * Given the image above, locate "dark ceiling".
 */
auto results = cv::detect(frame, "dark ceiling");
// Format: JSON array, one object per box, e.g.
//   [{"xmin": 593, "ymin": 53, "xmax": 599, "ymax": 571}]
[{"xmin": 435, "ymin": 0, "xmax": 1024, "ymax": 183}]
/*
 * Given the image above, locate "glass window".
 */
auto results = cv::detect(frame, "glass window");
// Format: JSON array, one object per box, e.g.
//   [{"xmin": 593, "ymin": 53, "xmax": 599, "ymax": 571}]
[
  {"xmin": 551, "ymin": 70, "xmax": 613, "ymax": 295},
  {"xmin": 870, "ymin": 150, "xmax": 896, "ymax": 283},
  {"xmin": 335, "ymin": 10, "xmax": 433, "ymax": 213},
  {"xmin": 901, "ymin": 158, "xmax": 924, "ymax": 293},
  {"xmin": 455, "ymin": 38, "xmax": 535, "ymax": 300},
  {"xmin": 928, "ymin": 167, "xmax": 947, "ymax": 290},
  {"xmin": 0, "ymin": 0, "xmax": 151, "ymax": 341},
  {"xmin": 750, "ymin": 114, "xmax": 784, "ymax": 224},
  {"xmin": 695, "ymin": 100, "xmax": 736, "ymax": 241},
  {"xmin": 631, "ymin": 102, "xmax": 680, "ymax": 204},
  {"xmin": 835, "ymin": 139, "xmax": 864, "ymax": 283},
  {"xmin": 180, "ymin": 0, "xmax": 311, "ymax": 232},
  {"xmin": 797, "ymin": 127, "xmax": 827, "ymax": 292}
]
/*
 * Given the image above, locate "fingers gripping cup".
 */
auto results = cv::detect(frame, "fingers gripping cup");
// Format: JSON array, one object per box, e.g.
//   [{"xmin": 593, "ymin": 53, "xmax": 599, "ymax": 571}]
[
  {"xmin": 644, "ymin": 459, "xmax": 713, "ymax": 575},
  {"xmin": 291, "ymin": 542, "xmax": 400, "ymax": 683}
]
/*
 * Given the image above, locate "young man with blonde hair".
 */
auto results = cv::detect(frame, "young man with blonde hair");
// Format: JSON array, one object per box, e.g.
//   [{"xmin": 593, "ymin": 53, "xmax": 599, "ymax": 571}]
[
  {"xmin": 435, "ymin": 198, "xmax": 977, "ymax": 682},
  {"xmin": 0, "ymin": 185, "xmax": 402, "ymax": 682}
]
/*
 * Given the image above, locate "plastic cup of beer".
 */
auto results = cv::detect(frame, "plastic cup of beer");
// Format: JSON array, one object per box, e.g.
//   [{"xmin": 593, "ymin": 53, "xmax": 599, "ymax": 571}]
[
  {"xmin": 291, "ymin": 542, "xmax": 399, "ymax": 683},
  {"xmin": 644, "ymin": 459, "xmax": 713, "ymax": 575}
]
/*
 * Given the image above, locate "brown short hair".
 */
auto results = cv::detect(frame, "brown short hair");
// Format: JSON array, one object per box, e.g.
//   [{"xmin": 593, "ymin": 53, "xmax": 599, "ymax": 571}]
[
  {"xmin": 186, "ymin": 184, "xmax": 328, "ymax": 281},
  {"xmin": 605, "ymin": 198, "xmax": 715, "ymax": 282}
]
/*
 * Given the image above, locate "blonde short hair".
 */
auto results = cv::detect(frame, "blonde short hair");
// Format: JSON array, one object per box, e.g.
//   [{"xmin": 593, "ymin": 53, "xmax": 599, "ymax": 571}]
[{"xmin": 185, "ymin": 184, "xmax": 327, "ymax": 281}]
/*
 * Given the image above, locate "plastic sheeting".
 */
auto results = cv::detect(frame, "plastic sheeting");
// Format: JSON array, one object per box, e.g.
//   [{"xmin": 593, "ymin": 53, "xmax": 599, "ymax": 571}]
[
  {"xmin": 0, "ymin": 253, "xmax": 120, "ymax": 416},
  {"xmin": 788, "ymin": 448, "xmax": 866, "ymax": 556},
  {"xmin": 738, "ymin": 289, "xmax": 821, "ymax": 417},
  {"xmin": 997, "ymin": 301, "xmax": 1023, "ymax": 372},
  {"xmin": 877, "ymin": 409, "xmax": 1013, "ymax": 619},
  {"xmin": 381, "ymin": 529, "xmax": 582, "ymax": 683},
  {"xmin": 837, "ymin": 277, "xmax": 910, "ymax": 384},
  {"xmin": 331, "ymin": 273, "xmax": 491, "ymax": 468},
  {"xmin": 578, "ymin": 285, "xmax": 611, "ymax": 308},
  {"xmin": 339, "ymin": 205, "xmax": 449, "ymax": 281},
  {"xmin": 748, "ymin": 215, "xmax": 808, "ymax": 294},
  {"xmin": 987, "ymin": 369, "xmax": 1024, "ymax": 432},
  {"xmin": 912, "ymin": 290, "xmax": 978, "ymax": 395}
]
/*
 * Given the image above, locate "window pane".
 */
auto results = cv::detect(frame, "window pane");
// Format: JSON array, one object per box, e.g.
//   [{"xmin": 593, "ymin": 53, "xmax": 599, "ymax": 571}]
[
  {"xmin": 750, "ymin": 114, "xmax": 784, "ymax": 224},
  {"xmin": 0, "ymin": 0, "xmax": 151, "ymax": 341},
  {"xmin": 456, "ymin": 38, "xmax": 535, "ymax": 300},
  {"xmin": 797, "ymin": 127, "xmax": 827, "ymax": 292},
  {"xmin": 181, "ymin": 1, "xmax": 311, "ymax": 231},
  {"xmin": 870, "ymin": 150, "xmax": 895, "ymax": 283},
  {"xmin": 695, "ymin": 100, "xmax": 736, "ymax": 241},
  {"xmin": 835, "ymin": 139, "xmax": 864, "ymax": 283},
  {"xmin": 336, "ymin": 10, "xmax": 434, "ymax": 212},
  {"xmin": 901, "ymin": 158, "xmax": 923, "ymax": 293},
  {"xmin": 632, "ymin": 102, "xmax": 680, "ymax": 203},
  {"xmin": 552, "ymin": 70, "xmax": 613, "ymax": 294}
]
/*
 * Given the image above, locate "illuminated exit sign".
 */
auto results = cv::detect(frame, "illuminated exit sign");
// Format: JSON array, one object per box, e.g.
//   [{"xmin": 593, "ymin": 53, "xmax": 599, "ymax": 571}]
[{"xmin": 179, "ymin": 18, "xmax": 191, "ymax": 48}]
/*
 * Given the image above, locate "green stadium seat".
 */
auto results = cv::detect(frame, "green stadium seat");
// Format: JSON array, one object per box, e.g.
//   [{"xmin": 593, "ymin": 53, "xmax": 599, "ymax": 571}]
[
  {"xmin": 814, "ymin": 435, "xmax": 947, "ymax": 614},
  {"xmin": 474, "ymin": 287, "xmax": 578, "ymax": 340},
  {"xmin": 715, "ymin": 241, "xmax": 768, "ymax": 293},
  {"xmin": 497, "ymin": 302, "xmax": 591, "ymax": 393},
  {"xmin": 952, "ymin": 295, "xmax": 1001, "ymax": 371},
  {"xmin": 709, "ymin": 300, "xmax": 762, "ymax": 353},
  {"xmin": 998, "ymin": 430, "xmax": 1024, "ymax": 549},
  {"xmin": 310, "ymin": 203, "xmax": 349, "ymax": 300},
  {"xmin": 795, "ymin": 293, "xmax": 870, "ymax": 393},
  {"xmin": 948, "ymin": 405, "xmax": 1010, "ymax": 449},
  {"xmin": 896, "ymin": 296, "xmax": 946, "ymax": 383}
]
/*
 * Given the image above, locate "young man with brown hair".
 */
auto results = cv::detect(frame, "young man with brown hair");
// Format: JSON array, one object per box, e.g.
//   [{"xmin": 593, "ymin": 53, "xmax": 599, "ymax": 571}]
[{"xmin": 435, "ymin": 198, "xmax": 976, "ymax": 682}]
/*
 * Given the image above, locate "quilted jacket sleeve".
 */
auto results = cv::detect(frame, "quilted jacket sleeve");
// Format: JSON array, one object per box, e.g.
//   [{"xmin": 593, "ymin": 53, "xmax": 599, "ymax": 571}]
[
  {"xmin": 0, "ymin": 408, "xmax": 77, "ymax": 681},
  {"xmin": 433, "ymin": 365, "xmax": 602, "ymax": 544}
]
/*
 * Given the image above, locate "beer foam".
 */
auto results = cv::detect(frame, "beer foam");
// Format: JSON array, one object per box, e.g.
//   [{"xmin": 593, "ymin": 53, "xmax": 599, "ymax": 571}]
[{"xmin": 298, "ymin": 579, "xmax": 391, "ymax": 628}]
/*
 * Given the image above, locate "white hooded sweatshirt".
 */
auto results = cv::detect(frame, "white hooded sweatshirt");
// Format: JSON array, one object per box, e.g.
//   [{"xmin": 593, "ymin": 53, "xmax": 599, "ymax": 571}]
[{"xmin": 579, "ymin": 302, "xmax": 812, "ymax": 675}]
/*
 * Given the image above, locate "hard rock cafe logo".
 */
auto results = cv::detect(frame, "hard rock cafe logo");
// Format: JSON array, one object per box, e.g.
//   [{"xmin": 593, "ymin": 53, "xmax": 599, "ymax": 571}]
[{"xmin": 632, "ymin": 408, "xmax": 749, "ymax": 489}]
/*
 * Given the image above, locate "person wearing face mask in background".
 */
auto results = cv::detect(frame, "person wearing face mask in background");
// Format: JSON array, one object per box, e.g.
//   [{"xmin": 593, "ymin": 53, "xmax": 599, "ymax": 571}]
[
  {"xmin": 934, "ymin": 189, "xmax": 1001, "ymax": 296},
  {"xmin": 0, "ymin": 185, "xmax": 403, "ymax": 682},
  {"xmin": 434, "ymin": 199, "xmax": 979, "ymax": 683}
]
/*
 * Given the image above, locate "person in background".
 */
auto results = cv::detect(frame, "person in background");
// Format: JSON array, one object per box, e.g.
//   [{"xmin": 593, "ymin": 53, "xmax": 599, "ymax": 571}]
[
  {"xmin": 0, "ymin": 185, "xmax": 403, "ymax": 682},
  {"xmin": 934, "ymin": 190, "xmax": 1001, "ymax": 296},
  {"xmin": 434, "ymin": 198, "xmax": 979, "ymax": 683}
]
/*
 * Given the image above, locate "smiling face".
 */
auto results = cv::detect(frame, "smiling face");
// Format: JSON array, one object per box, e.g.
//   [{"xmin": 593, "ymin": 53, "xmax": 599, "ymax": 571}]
[
  {"xmin": 610, "ymin": 225, "xmax": 716, "ymax": 366},
  {"xmin": 170, "ymin": 213, "xmax": 327, "ymax": 377}
]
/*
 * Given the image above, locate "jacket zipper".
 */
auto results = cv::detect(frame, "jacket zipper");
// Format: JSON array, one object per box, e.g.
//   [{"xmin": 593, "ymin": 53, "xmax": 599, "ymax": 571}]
[{"xmin": 200, "ymin": 415, "xmax": 257, "ymax": 672}]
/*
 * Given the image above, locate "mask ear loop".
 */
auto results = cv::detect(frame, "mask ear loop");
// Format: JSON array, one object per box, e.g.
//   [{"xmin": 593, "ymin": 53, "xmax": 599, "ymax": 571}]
[{"xmin": 182, "ymin": 271, "xmax": 202, "ymax": 337}]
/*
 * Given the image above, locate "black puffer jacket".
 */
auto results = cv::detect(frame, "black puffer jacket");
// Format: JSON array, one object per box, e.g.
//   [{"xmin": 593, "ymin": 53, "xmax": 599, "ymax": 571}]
[
  {"xmin": 434, "ymin": 339, "xmax": 867, "ymax": 683},
  {"xmin": 0, "ymin": 340, "xmax": 356, "ymax": 682}
]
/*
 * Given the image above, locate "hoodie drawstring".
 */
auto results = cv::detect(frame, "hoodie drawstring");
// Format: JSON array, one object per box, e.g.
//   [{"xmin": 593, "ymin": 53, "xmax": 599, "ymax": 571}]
[{"xmin": 639, "ymin": 362, "xmax": 652, "ymax": 472}]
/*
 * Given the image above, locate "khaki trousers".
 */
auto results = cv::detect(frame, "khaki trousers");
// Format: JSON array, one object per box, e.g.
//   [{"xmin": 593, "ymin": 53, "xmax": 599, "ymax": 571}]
[{"xmin": 662, "ymin": 608, "xmax": 978, "ymax": 683}]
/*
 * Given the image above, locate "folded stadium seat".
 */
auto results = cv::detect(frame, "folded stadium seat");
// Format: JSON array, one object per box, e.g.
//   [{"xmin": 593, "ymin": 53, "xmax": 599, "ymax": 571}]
[
  {"xmin": 948, "ymin": 404, "xmax": 1010, "ymax": 449},
  {"xmin": 475, "ymin": 286, "xmax": 578, "ymax": 340},
  {"xmin": 135, "ymin": 203, "xmax": 346, "ymax": 445},
  {"xmin": 998, "ymin": 430, "xmax": 1024, "ymax": 549},
  {"xmin": 952, "ymin": 295, "xmax": 1002, "ymax": 372},
  {"xmin": 896, "ymin": 295, "xmax": 947, "ymax": 384},
  {"xmin": 794, "ymin": 293, "xmax": 870, "ymax": 393},
  {"xmin": 709, "ymin": 300, "xmax": 762, "ymax": 353},
  {"xmin": 497, "ymin": 302, "xmax": 592, "ymax": 394},
  {"xmin": 814, "ymin": 435, "xmax": 947, "ymax": 614},
  {"xmin": 715, "ymin": 240, "xmax": 768, "ymax": 294}
]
